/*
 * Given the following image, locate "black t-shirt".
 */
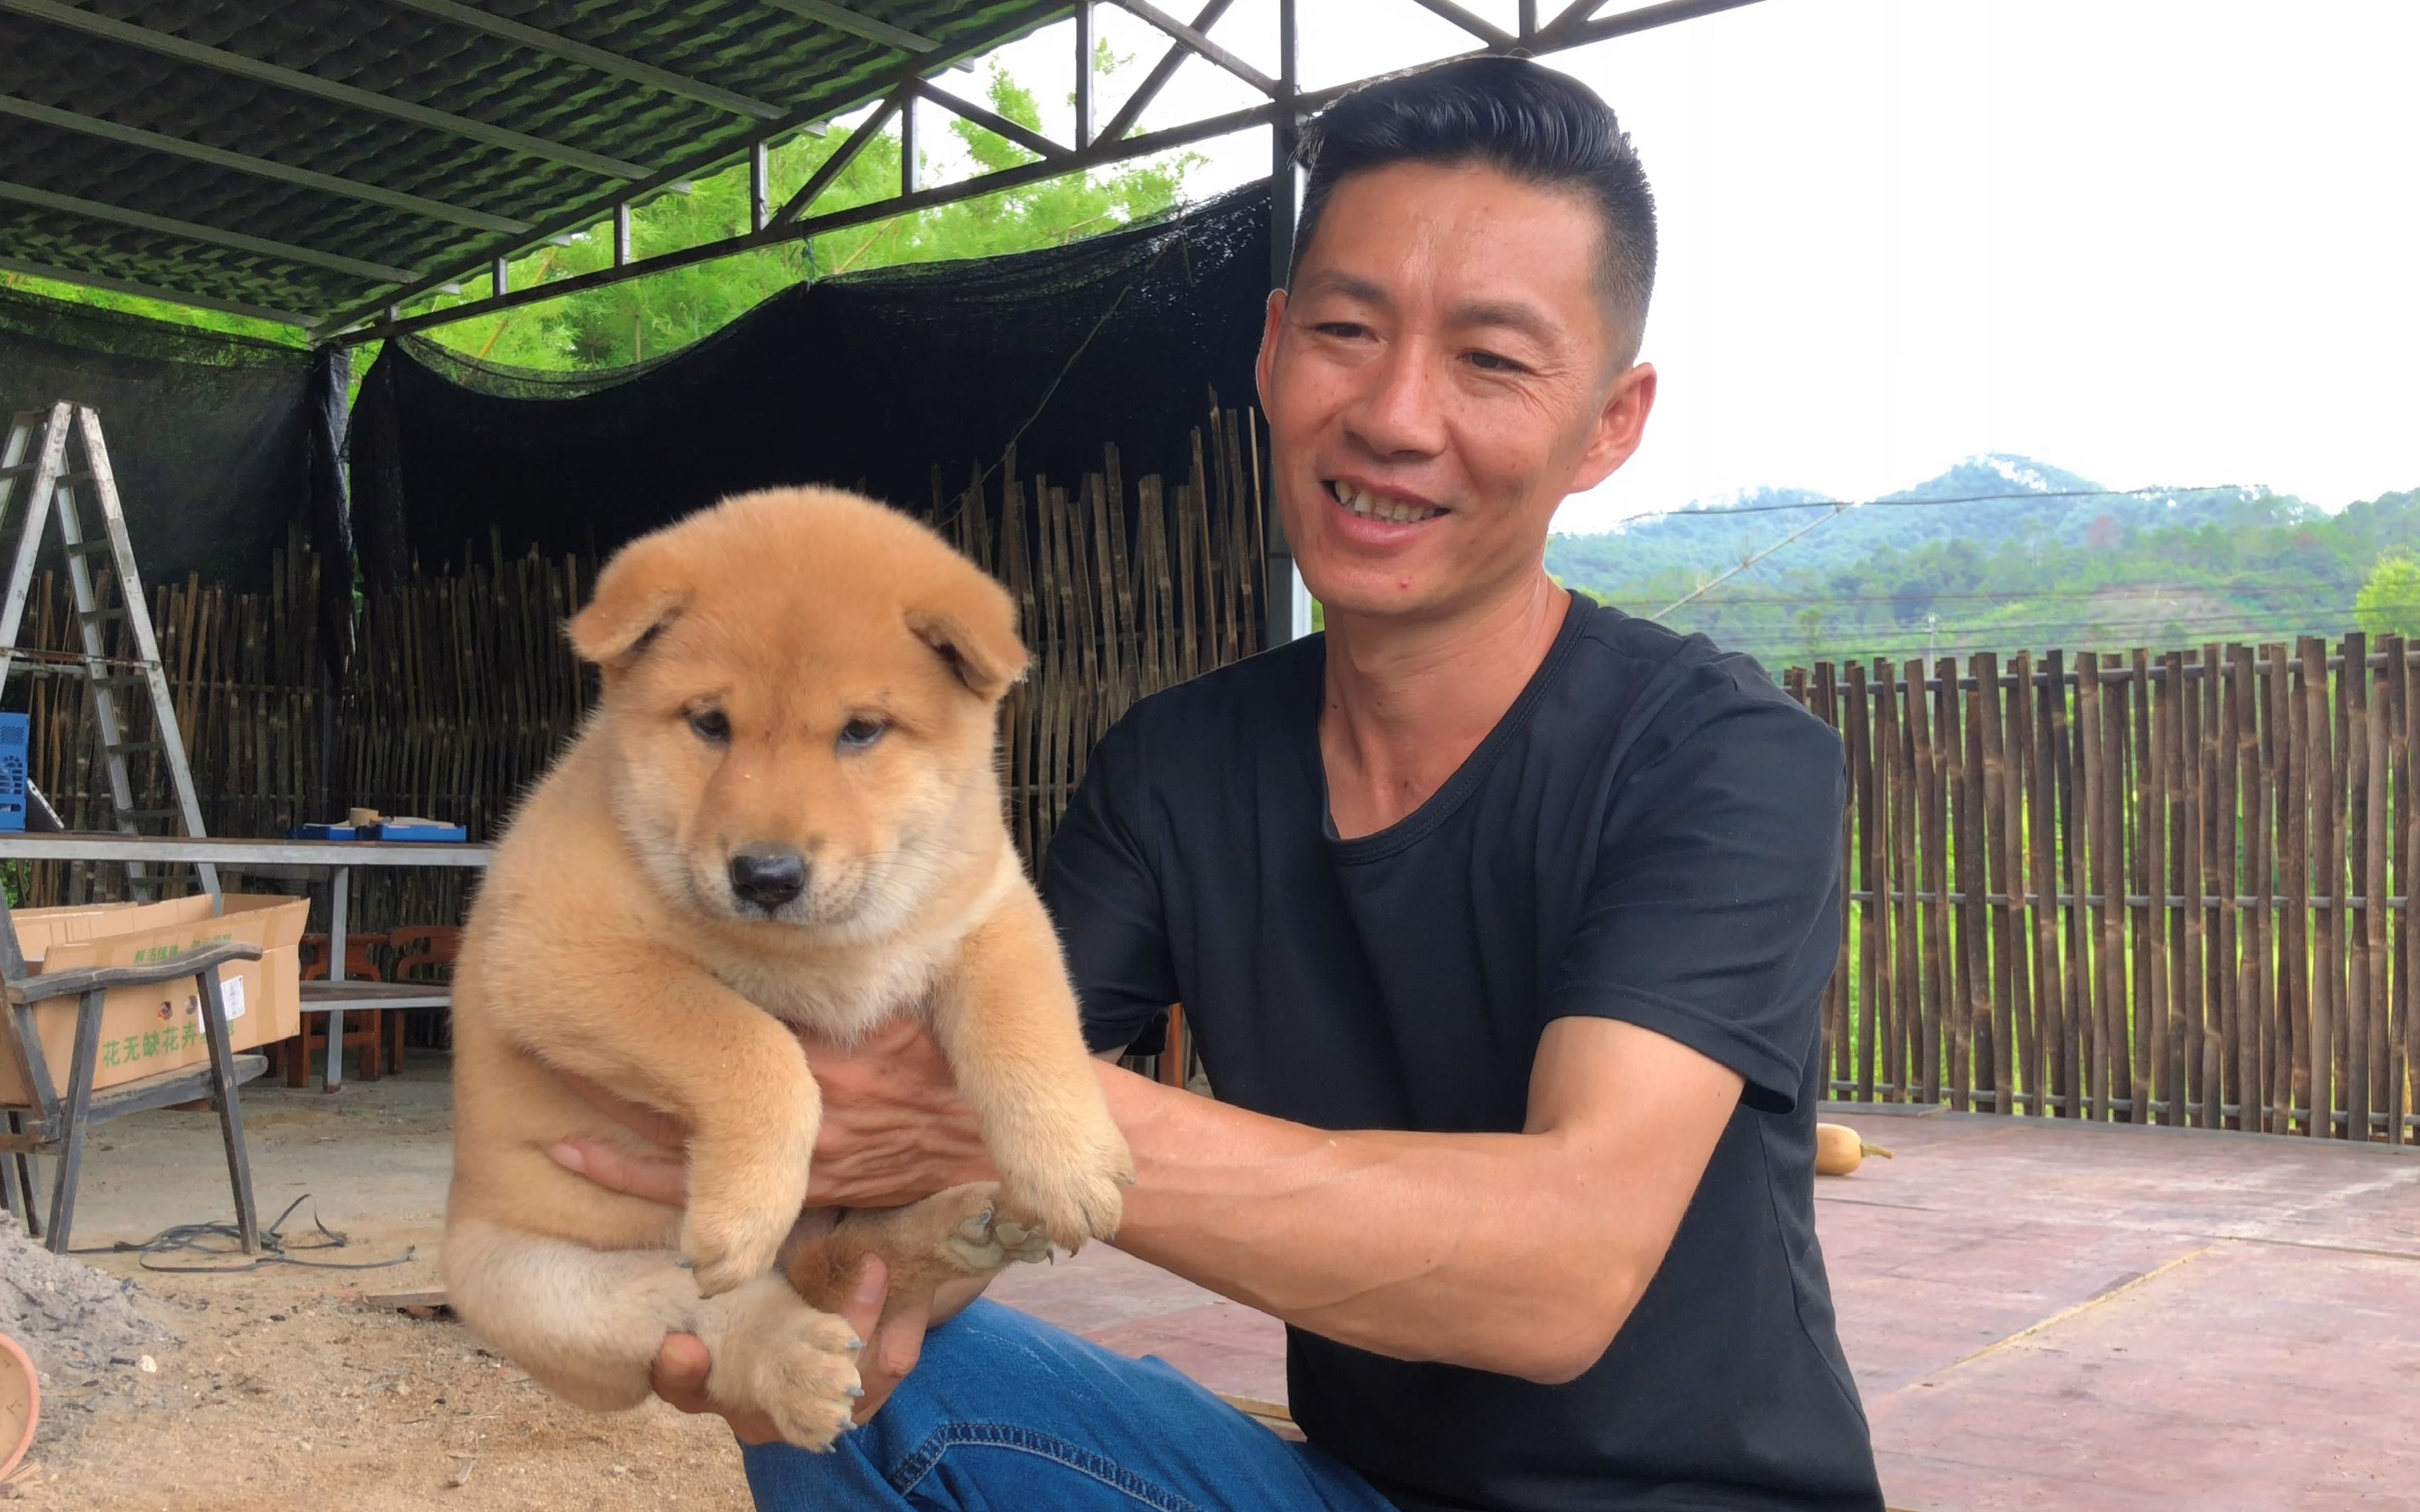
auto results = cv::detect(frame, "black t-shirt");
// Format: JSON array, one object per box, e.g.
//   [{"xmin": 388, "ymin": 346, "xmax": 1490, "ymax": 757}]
[{"xmin": 1039, "ymin": 594, "xmax": 1884, "ymax": 1512}]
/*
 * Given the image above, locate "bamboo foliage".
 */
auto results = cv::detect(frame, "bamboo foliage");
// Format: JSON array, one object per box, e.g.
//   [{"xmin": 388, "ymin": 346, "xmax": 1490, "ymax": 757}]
[{"xmin": 1786, "ymin": 641, "xmax": 2420, "ymax": 1144}]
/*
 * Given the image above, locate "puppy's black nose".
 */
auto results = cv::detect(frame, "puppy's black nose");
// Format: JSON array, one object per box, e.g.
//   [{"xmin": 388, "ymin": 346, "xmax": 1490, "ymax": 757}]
[{"xmin": 729, "ymin": 850, "xmax": 807, "ymax": 911}]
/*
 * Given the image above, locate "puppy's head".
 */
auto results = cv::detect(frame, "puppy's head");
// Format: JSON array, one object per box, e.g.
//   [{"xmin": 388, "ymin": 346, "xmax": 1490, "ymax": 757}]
[{"xmin": 569, "ymin": 486, "xmax": 1025, "ymax": 939}]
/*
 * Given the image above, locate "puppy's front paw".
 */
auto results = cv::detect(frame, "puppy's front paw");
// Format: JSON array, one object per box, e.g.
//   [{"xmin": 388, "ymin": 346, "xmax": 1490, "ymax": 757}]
[
  {"xmin": 705, "ymin": 1280, "xmax": 864, "ymax": 1453},
  {"xmin": 682, "ymin": 1174, "xmax": 800, "ymax": 1296},
  {"xmin": 1001, "ymin": 1120, "xmax": 1134, "ymax": 1254}
]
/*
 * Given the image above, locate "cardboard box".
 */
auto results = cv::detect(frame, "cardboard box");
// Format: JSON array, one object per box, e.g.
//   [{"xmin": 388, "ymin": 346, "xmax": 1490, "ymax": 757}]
[{"xmin": 0, "ymin": 892, "xmax": 307, "ymax": 1105}]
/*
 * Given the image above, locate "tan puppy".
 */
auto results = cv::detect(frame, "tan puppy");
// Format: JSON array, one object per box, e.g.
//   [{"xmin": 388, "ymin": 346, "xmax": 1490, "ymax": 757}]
[{"xmin": 443, "ymin": 486, "xmax": 1134, "ymax": 1451}]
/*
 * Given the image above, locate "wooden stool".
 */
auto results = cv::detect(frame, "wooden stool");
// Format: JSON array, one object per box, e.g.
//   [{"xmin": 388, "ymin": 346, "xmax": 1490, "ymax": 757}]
[
  {"xmin": 275, "ymin": 933, "xmax": 389, "ymax": 1086},
  {"xmin": 383, "ymin": 925, "xmax": 463, "ymax": 1072}
]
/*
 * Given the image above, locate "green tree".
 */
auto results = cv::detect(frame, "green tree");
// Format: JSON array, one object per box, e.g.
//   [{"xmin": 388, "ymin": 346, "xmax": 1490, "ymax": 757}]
[
  {"xmin": 0, "ymin": 272, "xmax": 306, "ymax": 347},
  {"xmin": 2356, "ymin": 550, "xmax": 2420, "ymax": 638},
  {"xmin": 418, "ymin": 47, "xmax": 1199, "ymax": 371},
  {"xmin": 6, "ymin": 45, "xmax": 1199, "ymax": 377}
]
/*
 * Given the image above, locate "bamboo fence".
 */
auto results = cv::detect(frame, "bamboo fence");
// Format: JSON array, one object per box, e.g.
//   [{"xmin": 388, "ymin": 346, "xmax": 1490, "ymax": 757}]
[
  {"xmin": 11, "ymin": 406, "xmax": 2412, "ymax": 1145},
  {"xmin": 4, "ymin": 405, "xmax": 1269, "ymax": 938},
  {"xmin": 1786, "ymin": 640, "xmax": 2418, "ymax": 1145}
]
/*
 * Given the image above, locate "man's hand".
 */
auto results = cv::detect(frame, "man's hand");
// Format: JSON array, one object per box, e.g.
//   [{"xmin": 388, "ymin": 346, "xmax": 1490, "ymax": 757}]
[
  {"xmin": 542, "ymin": 1020, "xmax": 1002, "ymax": 1436},
  {"xmin": 796, "ymin": 1018, "xmax": 996, "ymax": 1207},
  {"xmin": 546, "ymin": 1017, "xmax": 995, "ymax": 1209},
  {"xmin": 649, "ymin": 1253, "xmax": 947, "ymax": 1441}
]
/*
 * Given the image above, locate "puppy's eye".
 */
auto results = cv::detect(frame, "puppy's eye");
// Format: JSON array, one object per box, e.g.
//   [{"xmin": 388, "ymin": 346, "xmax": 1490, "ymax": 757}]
[
  {"xmin": 688, "ymin": 708, "xmax": 731, "ymax": 744},
  {"xmin": 838, "ymin": 717, "xmax": 887, "ymax": 751}
]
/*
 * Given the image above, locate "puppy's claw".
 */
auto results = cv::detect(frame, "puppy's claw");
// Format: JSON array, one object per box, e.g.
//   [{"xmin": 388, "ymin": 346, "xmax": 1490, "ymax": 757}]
[
  {"xmin": 681, "ymin": 1194, "xmax": 797, "ymax": 1298},
  {"xmin": 1001, "ymin": 1162, "xmax": 1129, "ymax": 1254}
]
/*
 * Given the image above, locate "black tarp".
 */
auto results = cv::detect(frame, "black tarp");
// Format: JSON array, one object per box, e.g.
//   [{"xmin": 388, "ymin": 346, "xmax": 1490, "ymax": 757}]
[
  {"xmin": 347, "ymin": 180, "xmax": 1273, "ymax": 583},
  {"xmin": 0, "ymin": 286, "xmax": 344, "ymax": 591}
]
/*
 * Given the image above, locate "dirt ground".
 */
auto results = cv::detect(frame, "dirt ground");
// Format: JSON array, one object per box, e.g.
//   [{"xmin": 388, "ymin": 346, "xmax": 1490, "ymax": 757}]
[{"xmin": 3, "ymin": 1063, "xmax": 754, "ymax": 1511}]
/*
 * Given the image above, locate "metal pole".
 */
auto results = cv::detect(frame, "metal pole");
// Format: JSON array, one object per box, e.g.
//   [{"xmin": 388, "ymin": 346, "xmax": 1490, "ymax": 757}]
[
  {"xmin": 324, "ymin": 865, "xmax": 348, "ymax": 1092},
  {"xmin": 1263, "ymin": 0, "xmax": 1306, "ymax": 648},
  {"xmin": 1074, "ymin": 3, "xmax": 1094, "ymax": 149}
]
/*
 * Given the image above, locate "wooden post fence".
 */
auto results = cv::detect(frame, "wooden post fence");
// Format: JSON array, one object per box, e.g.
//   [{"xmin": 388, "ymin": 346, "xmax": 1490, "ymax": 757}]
[{"xmin": 1785, "ymin": 640, "xmax": 2420, "ymax": 1143}]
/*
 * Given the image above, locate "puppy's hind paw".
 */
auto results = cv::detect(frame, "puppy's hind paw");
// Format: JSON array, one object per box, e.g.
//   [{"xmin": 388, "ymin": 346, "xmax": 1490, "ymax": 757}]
[
  {"xmin": 754, "ymin": 1307, "xmax": 865, "ymax": 1453},
  {"xmin": 706, "ymin": 1281, "xmax": 865, "ymax": 1453},
  {"xmin": 932, "ymin": 1182, "xmax": 1054, "ymax": 1271}
]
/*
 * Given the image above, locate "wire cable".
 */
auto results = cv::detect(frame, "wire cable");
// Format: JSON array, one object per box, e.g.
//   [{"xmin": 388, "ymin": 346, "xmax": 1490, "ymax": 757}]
[
  {"xmin": 1599, "ymin": 480, "xmax": 2257, "ymax": 524},
  {"xmin": 69, "ymin": 1193, "xmax": 419, "ymax": 1275}
]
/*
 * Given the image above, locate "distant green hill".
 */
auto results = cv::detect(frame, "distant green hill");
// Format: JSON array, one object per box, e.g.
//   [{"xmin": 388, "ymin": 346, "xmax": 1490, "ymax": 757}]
[{"xmin": 1546, "ymin": 455, "xmax": 2420, "ymax": 671}]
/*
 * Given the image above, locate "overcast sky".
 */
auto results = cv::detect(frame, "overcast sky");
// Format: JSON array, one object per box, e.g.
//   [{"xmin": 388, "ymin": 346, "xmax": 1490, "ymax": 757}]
[{"xmin": 966, "ymin": 1, "xmax": 2420, "ymax": 534}]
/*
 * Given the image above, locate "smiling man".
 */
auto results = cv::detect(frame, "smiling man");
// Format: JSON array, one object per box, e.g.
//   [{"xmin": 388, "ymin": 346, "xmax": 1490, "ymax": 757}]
[{"xmin": 558, "ymin": 53, "xmax": 1884, "ymax": 1512}]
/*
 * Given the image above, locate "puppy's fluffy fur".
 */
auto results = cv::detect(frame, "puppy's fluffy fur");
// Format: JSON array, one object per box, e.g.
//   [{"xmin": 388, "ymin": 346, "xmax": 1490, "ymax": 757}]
[{"xmin": 443, "ymin": 487, "xmax": 1133, "ymax": 1450}]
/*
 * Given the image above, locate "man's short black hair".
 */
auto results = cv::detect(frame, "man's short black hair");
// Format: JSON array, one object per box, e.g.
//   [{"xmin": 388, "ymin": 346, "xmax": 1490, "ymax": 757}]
[{"xmin": 1288, "ymin": 55, "xmax": 1656, "ymax": 367}]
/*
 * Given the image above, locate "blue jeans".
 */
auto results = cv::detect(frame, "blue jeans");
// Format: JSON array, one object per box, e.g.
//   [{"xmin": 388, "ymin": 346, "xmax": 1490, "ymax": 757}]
[{"xmin": 741, "ymin": 1300, "xmax": 1398, "ymax": 1511}]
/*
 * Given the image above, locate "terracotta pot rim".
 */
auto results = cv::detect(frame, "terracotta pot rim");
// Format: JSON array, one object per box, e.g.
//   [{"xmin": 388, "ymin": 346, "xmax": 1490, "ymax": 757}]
[{"xmin": 0, "ymin": 1329, "xmax": 37, "ymax": 1484}]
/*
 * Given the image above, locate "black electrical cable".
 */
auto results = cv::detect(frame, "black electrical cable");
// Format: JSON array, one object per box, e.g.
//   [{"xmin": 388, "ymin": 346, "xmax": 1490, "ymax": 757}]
[{"xmin": 69, "ymin": 1192, "xmax": 418, "ymax": 1274}]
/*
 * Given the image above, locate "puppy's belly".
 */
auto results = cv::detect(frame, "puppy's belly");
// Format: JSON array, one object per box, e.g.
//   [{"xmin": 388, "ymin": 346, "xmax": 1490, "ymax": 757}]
[
  {"xmin": 449, "ymin": 1139, "xmax": 683, "ymax": 1253},
  {"xmin": 448, "ymin": 1025, "xmax": 686, "ymax": 1252}
]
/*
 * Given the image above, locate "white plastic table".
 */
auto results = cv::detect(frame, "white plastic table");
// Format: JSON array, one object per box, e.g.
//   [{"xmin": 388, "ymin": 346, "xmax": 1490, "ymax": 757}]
[{"xmin": 0, "ymin": 834, "xmax": 492, "ymax": 1090}]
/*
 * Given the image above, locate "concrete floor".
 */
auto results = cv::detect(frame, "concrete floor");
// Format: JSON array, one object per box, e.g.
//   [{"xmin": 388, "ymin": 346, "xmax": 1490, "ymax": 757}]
[{"xmin": 34, "ymin": 1063, "xmax": 2420, "ymax": 1511}]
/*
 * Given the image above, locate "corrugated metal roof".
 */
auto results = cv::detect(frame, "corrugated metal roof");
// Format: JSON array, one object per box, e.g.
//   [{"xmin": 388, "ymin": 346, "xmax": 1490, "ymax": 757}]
[{"xmin": 0, "ymin": 0, "xmax": 1071, "ymax": 326}]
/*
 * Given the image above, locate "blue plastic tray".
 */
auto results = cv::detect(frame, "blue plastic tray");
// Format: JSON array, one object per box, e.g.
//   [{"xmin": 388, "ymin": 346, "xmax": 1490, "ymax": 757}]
[{"xmin": 367, "ymin": 821, "xmax": 468, "ymax": 843}]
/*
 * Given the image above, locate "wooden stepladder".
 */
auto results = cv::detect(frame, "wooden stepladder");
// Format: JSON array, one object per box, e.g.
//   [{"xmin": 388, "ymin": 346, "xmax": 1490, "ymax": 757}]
[{"xmin": 0, "ymin": 403, "xmax": 218, "ymax": 900}]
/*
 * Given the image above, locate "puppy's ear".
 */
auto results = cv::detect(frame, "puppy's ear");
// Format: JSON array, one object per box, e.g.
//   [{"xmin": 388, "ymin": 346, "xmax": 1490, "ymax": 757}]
[
  {"xmin": 567, "ymin": 533, "xmax": 690, "ymax": 674},
  {"xmin": 906, "ymin": 575, "xmax": 1027, "ymax": 703}
]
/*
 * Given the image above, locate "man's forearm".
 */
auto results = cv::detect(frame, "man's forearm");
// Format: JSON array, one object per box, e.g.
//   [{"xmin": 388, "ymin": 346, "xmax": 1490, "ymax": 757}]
[{"xmin": 1090, "ymin": 1051, "xmax": 1686, "ymax": 1384}]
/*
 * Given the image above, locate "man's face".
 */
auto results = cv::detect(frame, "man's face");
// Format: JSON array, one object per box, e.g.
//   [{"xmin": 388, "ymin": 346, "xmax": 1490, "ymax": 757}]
[{"xmin": 1257, "ymin": 160, "xmax": 1655, "ymax": 624}]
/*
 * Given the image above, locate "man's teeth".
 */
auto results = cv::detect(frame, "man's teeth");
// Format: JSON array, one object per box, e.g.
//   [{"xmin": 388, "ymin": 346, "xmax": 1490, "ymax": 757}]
[{"xmin": 1330, "ymin": 482, "xmax": 1440, "ymax": 524}]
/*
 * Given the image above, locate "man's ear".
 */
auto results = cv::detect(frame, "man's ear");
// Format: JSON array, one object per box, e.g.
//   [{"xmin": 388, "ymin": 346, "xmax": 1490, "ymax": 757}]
[
  {"xmin": 1567, "ymin": 361, "xmax": 1658, "ymax": 496},
  {"xmin": 1254, "ymin": 287, "xmax": 1286, "ymax": 417},
  {"xmin": 567, "ymin": 533, "xmax": 691, "ymax": 674},
  {"xmin": 906, "ymin": 573, "xmax": 1027, "ymax": 703}
]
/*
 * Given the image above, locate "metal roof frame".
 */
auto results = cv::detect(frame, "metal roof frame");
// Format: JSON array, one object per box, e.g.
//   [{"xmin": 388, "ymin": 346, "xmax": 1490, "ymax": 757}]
[
  {"xmin": 325, "ymin": 0, "xmax": 1767, "ymax": 344},
  {"xmin": 0, "ymin": 0, "xmax": 1763, "ymax": 340}
]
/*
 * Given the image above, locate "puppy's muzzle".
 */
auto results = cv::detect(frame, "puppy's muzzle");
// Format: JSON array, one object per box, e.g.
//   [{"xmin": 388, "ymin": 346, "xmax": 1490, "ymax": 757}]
[{"xmin": 729, "ymin": 849, "xmax": 807, "ymax": 914}]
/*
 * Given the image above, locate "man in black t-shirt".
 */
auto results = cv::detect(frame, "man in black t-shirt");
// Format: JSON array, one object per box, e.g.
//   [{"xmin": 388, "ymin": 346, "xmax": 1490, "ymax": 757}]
[{"xmin": 559, "ymin": 54, "xmax": 1886, "ymax": 1512}]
